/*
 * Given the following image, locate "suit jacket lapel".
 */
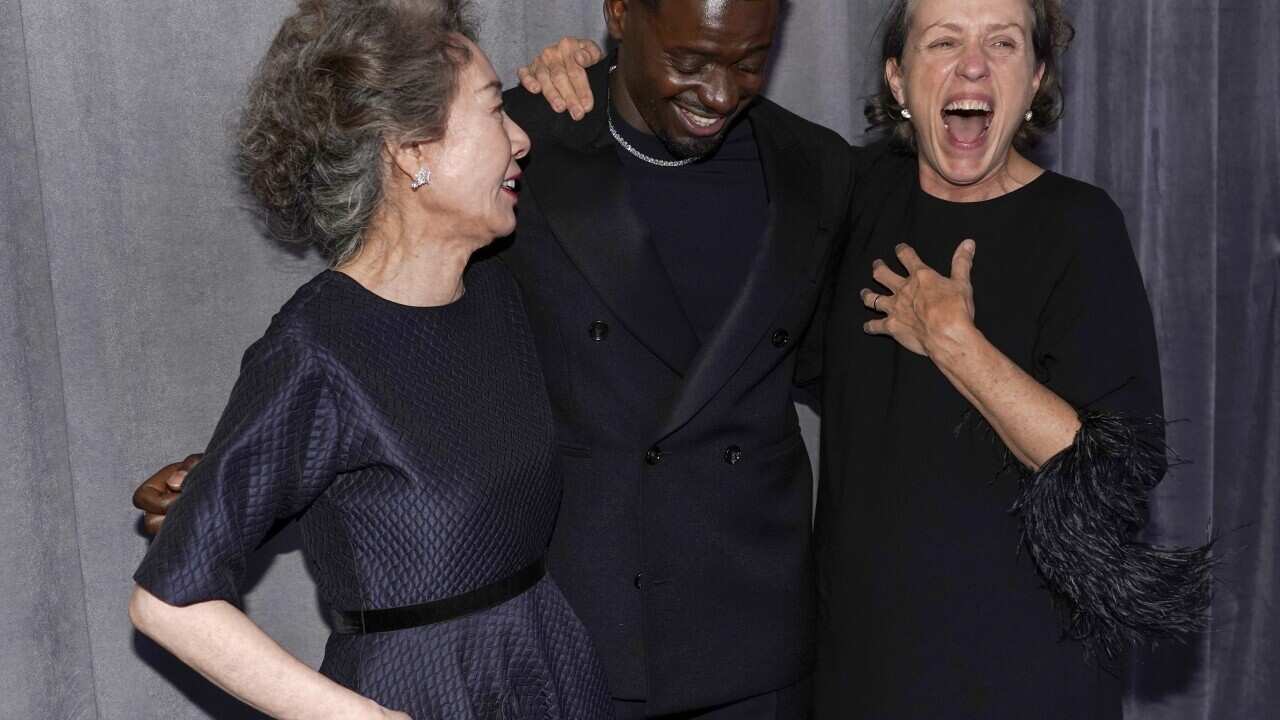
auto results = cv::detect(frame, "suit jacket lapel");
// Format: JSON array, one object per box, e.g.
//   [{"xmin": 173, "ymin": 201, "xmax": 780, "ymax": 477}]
[
  {"xmin": 523, "ymin": 65, "xmax": 700, "ymax": 376},
  {"xmin": 656, "ymin": 103, "xmax": 822, "ymax": 439}
]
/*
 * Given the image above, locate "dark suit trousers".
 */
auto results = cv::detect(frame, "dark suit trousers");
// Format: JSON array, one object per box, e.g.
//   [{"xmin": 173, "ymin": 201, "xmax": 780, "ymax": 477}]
[{"xmin": 611, "ymin": 677, "xmax": 811, "ymax": 720}]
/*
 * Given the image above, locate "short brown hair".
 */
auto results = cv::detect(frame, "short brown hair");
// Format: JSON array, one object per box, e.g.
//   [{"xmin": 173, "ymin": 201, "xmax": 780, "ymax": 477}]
[
  {"xmin": 865, "ymin": 0, "xmax": 1074, "ymax": 153},
  {"xmin": 238, "ymin": 0, "xmax": 476, "ymax": 263}
]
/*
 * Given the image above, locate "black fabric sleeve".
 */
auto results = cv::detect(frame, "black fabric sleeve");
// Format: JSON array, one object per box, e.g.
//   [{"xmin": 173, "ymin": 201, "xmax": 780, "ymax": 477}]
[
  {"xmin": 793, "ymin": 144, "xmax": 860, "ymax": 403},
  {"xmin": 133, "ymin": 334, "xmax": 347, "ymax": 608},
  {"xmin": 793, "ymin": 265, "xmax": 834, "ymax": 408},
  {"xmin": 794, "ymin": 140, "xmax": 894, "ymax": 401},
  {"xmin": 1031, "ymin": 192, "xmax": 1164, "ymax": 423},
  {"xmin": 1014, "ymin": 190, "xmax": 1212, "ymax": 660}
]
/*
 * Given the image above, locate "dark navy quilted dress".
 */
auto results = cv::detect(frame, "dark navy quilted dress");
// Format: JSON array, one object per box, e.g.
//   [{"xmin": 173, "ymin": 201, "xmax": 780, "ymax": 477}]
[{"xmin": 134, "ymin": 259, "xmax": 613, "ymax": 719}]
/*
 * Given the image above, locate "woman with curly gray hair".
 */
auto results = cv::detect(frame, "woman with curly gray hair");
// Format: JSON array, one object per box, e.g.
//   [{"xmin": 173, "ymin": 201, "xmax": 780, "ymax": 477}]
[{"xmin": 127, "ymin": 1, "xmax": 613, "ymax": 718}]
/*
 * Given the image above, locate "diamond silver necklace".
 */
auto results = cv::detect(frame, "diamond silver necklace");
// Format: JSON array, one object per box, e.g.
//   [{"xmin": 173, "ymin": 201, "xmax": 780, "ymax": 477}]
[{"xmin": 607, "ymin": 66, "xmax": 705, "ymax": 168}]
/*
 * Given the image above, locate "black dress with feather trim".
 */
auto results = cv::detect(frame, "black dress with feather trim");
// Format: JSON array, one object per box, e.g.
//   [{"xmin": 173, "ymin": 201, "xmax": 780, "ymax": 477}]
[{"xmin": 811, "ymin": 144, "xmax": 1209, "ymax": 719}]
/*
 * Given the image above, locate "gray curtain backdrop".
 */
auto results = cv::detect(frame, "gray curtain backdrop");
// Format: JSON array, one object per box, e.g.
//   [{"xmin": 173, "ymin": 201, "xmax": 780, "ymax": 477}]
[{"xmin": 1, "ymin": 1, "xmax": 1273, "ymax": 717}]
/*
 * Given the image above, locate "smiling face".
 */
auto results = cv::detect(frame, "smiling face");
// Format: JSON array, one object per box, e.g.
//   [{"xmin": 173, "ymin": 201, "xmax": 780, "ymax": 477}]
[
  {"xmin": 607, "ymin": 0, "xmax": 778, "ymax": 158},
  {"xmin": 886, "ymin": 0, "xmax": 1045, "ymax": 197},
  {"xmin": 413, "ymin": 37, "xmax": 531, "ymax": 242}
]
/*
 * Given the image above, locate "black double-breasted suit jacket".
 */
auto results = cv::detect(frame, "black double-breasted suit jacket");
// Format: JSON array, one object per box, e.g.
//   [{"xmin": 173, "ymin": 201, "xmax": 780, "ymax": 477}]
[{"xmin": 495, "ymin": 63, "xmax": 853, "ymax": 714}]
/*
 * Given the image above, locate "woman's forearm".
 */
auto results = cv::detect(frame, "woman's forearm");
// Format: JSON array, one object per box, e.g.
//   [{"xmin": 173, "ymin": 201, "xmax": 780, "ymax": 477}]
[
  {"xmin": 927, "ymin": 324, "xmax": 1081, "ymax": 470},
  {"xmin": 129, "ymin": 586, "xmax": 387, "ymax": 720}
]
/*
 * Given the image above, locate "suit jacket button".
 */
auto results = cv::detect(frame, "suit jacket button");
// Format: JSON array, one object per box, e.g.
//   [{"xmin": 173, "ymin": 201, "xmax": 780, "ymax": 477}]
[
  {"xmin": 723, "ymin": 445, "xmax": 743, "ymax": 465},
  {"xmin": 771, "ymin": 329, "xmax": 790, "ymax": 348},
  {"xmin": 644, "ymin": 446, "xmax": 663, "ymax": 465},
  {"xmin": 588, "ymin": 320, "xmax": 610, "ymax": 342},
  {"xmin": 633, "ymin": 573, "xmax": 645, "ymax": 589}
]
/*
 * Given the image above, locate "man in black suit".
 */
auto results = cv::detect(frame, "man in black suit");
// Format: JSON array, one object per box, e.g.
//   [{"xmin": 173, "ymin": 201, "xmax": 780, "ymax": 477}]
[
  {"xmin": 493, "ymin": 1, "xmax": 853, "ymax": 716},
  {"xmin": 134, "ymin": 1, "xmax": 852, "ymax": 716}
]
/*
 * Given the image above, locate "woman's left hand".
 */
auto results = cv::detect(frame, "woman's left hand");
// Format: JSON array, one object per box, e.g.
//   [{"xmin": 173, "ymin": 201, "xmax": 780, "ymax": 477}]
[{"xmin": 861, "ymin": 240, "xmax": 977, "ymax": 358}]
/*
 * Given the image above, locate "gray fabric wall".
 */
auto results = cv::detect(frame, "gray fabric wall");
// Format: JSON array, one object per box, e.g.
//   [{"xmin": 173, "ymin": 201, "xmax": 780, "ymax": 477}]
[
  {"xmin": 0, "ymin": 1, "xmax": 1273, "ymax": 718},
  {"xmin": 1038, "ymin": 4, "xmax": 1279, "ymax": 717}
]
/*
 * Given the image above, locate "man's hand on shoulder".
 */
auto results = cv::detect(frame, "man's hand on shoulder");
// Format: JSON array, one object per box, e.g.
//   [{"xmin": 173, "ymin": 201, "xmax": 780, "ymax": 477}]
[
  {"xmin": 516, "ymin": 36, "xmax": 604, "ymax": 121},
  {"xmin": 132, "ymin": 454, "xmax": 201, "ymax": 535}
]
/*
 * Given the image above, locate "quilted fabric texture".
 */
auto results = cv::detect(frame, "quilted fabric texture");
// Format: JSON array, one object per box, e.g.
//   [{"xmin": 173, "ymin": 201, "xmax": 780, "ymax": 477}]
[{"xmin": 134, "ymin": 259, "xmax": 613, "ymax": 719}]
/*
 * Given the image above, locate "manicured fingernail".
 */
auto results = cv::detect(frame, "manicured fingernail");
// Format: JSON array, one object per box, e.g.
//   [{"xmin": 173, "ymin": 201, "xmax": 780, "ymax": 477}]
[
  {"xmin": 863, "ymin": 323, "xmax": 872, "ymax": 333},
  {"xmin": 895, "ymin": 243, "xmax": 907, "ymax": 252},
  {"xmin": 872, "ymin": 259, "xmax": 884, "ymax": 269}
]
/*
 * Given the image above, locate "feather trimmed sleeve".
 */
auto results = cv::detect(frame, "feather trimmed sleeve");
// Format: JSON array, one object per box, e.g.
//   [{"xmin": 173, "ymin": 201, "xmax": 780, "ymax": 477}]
[{"xmin": 1017, "ymin": 189, "xmax": 1212, "ymax": 660}]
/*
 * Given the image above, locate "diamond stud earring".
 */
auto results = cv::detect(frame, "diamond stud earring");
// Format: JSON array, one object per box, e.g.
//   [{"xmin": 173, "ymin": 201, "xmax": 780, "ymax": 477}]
[
  {"xmin": 1024, "ymin": 110, "xmax": 1033, "ymax": 122},
  {"xmin": 900, "ymin": 107, "xmax": 912, "ymax": 120},
  {"xmin": 410, "ymin": 166, "xmax": 431, "ymax": 190}
]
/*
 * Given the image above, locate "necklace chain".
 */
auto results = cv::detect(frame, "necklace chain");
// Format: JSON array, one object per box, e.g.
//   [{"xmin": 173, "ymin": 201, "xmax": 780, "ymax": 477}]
[{"xmin": 606, "ymin": 66, "xmax": 705, "ymax": 168}]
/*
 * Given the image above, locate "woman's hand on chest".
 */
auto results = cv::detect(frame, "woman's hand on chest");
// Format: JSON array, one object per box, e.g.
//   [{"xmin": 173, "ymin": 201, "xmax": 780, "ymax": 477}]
[{"xmin": 860, "ymin": 239, "xmax": 978, "ymax": 360}]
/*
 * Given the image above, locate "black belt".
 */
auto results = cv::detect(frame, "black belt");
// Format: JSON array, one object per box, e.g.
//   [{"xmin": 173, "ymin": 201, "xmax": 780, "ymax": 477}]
[{"xmin": 330, "ymin": 557, "xmax": 546, "ymax": 634}]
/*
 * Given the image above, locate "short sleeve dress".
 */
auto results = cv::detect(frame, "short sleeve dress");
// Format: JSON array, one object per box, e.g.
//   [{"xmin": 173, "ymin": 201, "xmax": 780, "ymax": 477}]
[
  {"xmin": 134, "ymin": 258, "xmax": 614, "ymax": 719},
  {"xmin": 812, "ymin": 146, "xmax": 1206, "ymax": 719}
]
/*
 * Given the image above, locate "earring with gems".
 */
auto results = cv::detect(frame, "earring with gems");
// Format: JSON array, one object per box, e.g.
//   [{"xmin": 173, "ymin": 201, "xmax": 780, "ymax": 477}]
[
  {"xmin": 410, "ymin": 166, "xmax": 431, "ymax": 190},
  {"xmin": 1024, "ymin": 109, "xmax": 1033, "ymax": 122},
  {"xmin": 900, "ymin": 107, "xmax": 912, "ymax": 120}
]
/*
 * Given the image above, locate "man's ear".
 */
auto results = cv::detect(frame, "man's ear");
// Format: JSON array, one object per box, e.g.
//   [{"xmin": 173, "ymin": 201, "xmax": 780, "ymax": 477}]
[{"xmin": 604, "ymin": 0, "xmax": 630, "ymax": 42}]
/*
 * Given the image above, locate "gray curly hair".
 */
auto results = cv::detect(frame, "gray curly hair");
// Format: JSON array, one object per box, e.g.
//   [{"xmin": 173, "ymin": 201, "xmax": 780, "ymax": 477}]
[{"xmin": 238, "ymin": 0, "xmax": 477, "ymax": 264}]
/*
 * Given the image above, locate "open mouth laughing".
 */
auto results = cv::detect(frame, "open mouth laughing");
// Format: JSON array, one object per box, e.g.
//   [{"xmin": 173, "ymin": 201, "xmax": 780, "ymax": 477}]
[
  {"xmin": 941, "ymin": 97, "xmax": 994, "ymax": 149},
  {"xmin": 500, "ymin": 174, "xmax": 521, "ymax": 200}
]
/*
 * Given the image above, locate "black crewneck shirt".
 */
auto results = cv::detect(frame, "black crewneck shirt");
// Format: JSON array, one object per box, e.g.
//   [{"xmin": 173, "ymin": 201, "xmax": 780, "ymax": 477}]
[{"xmin": 610, "ymin": 105, "xmax": 770, "ymax": 343}]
